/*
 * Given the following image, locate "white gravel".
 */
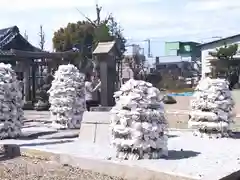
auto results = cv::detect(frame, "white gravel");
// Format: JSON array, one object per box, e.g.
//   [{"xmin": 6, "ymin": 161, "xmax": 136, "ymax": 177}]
[{"xmin": 1, "ymin": 131, "xmax": 240, "ymax": 180}]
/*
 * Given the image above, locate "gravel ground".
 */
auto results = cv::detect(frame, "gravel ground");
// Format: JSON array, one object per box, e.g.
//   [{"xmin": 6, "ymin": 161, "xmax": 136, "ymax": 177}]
[{"xmin": 0, "ymin": 156, "xmax": 126, "ymax": 180}]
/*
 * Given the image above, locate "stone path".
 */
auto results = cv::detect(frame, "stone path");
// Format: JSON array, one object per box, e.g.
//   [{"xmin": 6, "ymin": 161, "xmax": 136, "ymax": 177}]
[
  {"xmin": 1, "ymin": 131, "xmax": 240, "ymax": 180},
  {"xmin": 13, "ymin": 111, "xmax": 79, "ymax": 140}
]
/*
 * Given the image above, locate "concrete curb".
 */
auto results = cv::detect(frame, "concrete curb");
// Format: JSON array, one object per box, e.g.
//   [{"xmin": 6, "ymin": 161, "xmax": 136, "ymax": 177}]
[
  {"xmin": 19, "ymin": 147, "xmax": 196, "ymax": 180},
  {"xmin": 168, "ymin": 128, "xmax": 192, "ymax": 132}
]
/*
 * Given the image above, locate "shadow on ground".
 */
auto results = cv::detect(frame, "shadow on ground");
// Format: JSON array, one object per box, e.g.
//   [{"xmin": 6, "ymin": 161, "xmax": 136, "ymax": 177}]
[
  {"xmin": 230, "ymin": 131, "xmax": 240, "ymax": 139},
  {"xmin": 163, "ymin": 149, "xmax": 200, "ymax": 160},
  {"xmin": 0, "ymin": 154, "xmax": 14, "ymax": 161},
  {"xmin": 19, "ymin": 139, "xmax": 74, "ymax": 147},
  {"xmin": 167, "ymin": 134, "xmax": 178, "ymax": 138},
  {"xmin": 19, "ymin": 130, "xmax": 57, "ymax": 140},
  {"xmin": 220, "ymin": 169, "xmax": 240, "ymax": 180},
  {"xmin": 0, "ymin": 145, "xmax": 21, "ymax": 161}
]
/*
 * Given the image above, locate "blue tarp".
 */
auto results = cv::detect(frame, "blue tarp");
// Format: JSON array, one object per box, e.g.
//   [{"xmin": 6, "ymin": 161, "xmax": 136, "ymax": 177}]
[{"xmin": 168, "ymin": 92, "xmax": 193, "ymax": 96}]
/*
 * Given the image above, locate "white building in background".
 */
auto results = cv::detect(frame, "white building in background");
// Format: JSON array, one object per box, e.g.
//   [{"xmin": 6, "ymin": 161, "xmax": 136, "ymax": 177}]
[
  {"xmin": 199, "ymin": 34, "xmax": 240, "ymax": 78},
  {"xmin": 125, "ymin": 44, "xmax": 143, "ymax": 56}
]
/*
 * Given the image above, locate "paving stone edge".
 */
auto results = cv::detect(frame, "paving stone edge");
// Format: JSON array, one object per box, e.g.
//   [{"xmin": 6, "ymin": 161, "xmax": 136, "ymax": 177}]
[{"xmin": 19, "ymin": 147, "xmax": 196, "ymax": 180}]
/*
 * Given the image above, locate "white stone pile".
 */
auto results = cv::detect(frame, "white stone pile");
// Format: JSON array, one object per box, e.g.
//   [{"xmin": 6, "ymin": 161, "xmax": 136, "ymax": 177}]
[
  {"xmin": 0, "ymin": 63, "xmax": 24, "ymax": 139},
  {"xmin": 189, "ymin": 77, "xmax": 235, "ymax": 138},
  {"xmin": 48, "ymin": 64, "xmax": 85, "ymax": 129},
  {"xmin": 110, "ymin": 79, "xmax": 168, "ymax": 160}
]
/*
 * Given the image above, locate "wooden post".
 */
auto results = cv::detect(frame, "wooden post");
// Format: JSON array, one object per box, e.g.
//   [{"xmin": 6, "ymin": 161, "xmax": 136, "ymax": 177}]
[
  {"xmin": 31, "ymin": 60, "xmax": 36, "ymax": 102},
  {"xmin": 98, "ymin": 54, "xmax": 116, "ymax": 106},
  {"xmin": 23, "ymin": 62, "xmax": 30, "ymax": 102}
]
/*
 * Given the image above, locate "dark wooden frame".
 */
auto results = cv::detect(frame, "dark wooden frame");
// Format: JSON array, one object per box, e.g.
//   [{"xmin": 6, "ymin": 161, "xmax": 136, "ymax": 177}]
[{"xmin": 0, "ymin": 49, "xmax": 81, "ymax": 103}]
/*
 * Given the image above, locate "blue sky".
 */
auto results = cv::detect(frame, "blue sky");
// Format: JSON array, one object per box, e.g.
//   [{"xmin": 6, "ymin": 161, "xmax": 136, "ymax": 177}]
[{"xmin": 1, "ymin": 0, "xmax": 240, "ymax": 63}]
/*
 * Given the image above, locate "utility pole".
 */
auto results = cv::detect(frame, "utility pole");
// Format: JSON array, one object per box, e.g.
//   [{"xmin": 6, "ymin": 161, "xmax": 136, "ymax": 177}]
[{"xmin": 145, "ymin": 39, "xmax": 152, "ymax": 58}]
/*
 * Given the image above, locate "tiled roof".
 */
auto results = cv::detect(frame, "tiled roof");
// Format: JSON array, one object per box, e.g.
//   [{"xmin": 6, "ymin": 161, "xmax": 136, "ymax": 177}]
[
  {"xmin": 0, "ymin": 50, "xmax": 15, "ymax": 56},
  {"xmin": 0, "ymin": 26, "xmax": 41, "ymax": 52},
  {"xmin": 0, "ymin": 26, "xmax": 19, "ymax": 49},
  {"xmin": 198, "ymin": 34, "xmax": 240, "ymax": 47}
]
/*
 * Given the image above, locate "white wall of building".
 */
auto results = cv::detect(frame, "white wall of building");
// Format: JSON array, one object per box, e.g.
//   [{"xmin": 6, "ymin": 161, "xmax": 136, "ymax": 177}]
[
  {"xmin": 201, "ymin": 36, "xmax": 240, "ymax": 77},
  {"xmin": 125, "ymin": 44, "xmax": 143, "ymax": 56}
]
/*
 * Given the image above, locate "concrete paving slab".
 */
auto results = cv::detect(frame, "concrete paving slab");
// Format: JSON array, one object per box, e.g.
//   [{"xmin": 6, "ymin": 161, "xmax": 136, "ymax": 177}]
[
  {"xmin": 0, "ymin": 138, "xmax": 75, "ymax": 147},
  {"xmin": 21, "ymin": 127, "xmax": 58, "ymax": 139},
  {"xmin": 79, "ymin": 122, "xmax": 111, "ymax": 144},
  {"xmin": 23, "ymin": 121, "xmax": 49, "ymax": 128},
  {"xmin": 95, "ymin": 124, "xmax": 111, "ymax": 144},
  {"xmin": 38, "ymin": 130, "xmax": 79, "ymax": 139},
  {"xmin": 79, "ymin": 111, "xmax": 111, "ymax": 143},
  {"xmin": 24, "ymin": 110, "xmax": 51, "ymax": 122},
  {"xmin": 79, "ymin": 124, "xmax": 96, "ymax": 142},
  {"xmin": 82, "ymin": 111, "xmax": 111, "ymax": 124},
  {"xmin": 1, "ymin": 131, "xmax": 240, "ymax": 180}
]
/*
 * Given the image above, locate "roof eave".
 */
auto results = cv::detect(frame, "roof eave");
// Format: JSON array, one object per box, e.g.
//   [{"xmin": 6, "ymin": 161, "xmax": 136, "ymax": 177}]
[{"xmin": 197, "ymin": 34, "xmax": 240, "ymax": 48}]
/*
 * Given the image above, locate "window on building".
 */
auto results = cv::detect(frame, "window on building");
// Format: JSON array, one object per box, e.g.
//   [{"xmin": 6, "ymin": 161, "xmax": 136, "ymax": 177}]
[{"xmin": 184, "ymin": 45, "xmax": 191, "ymax": 52}]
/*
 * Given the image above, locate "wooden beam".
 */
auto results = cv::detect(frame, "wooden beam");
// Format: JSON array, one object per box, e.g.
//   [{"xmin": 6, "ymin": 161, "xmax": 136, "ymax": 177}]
[{"xmin": 10, "ymin": 49, "xmax": 80, "ymax": 59}]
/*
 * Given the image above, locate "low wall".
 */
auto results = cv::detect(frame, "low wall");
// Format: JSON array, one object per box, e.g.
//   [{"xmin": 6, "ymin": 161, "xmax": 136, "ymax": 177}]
[
  {"xmin": 164, "ymin": 90, "xmax": 240, "ymax": 113},
  {"xmin": 79, "ymin": 111, "xmax": 191, "ymax": 144}
]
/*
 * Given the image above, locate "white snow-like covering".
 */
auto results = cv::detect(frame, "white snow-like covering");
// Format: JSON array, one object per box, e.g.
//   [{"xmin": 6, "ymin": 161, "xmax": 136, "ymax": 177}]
[
  {"xmin": 0, "ymin": 63, "xmax": 24, "ymax": 139},
  {"xmin": 189, "ymin": 77, "xmax": 235, "ymax": 138},
  {"xmin": 110, "ymin": 79, "xmax": 168, "ymax": 160},
  {"xmin": 48, "ymin": 64, "xmax": 85, "ymax": 129}
]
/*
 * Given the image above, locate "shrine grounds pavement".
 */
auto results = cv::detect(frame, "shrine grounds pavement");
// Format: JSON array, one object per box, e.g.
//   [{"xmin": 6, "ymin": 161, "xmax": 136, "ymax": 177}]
[
  {"xmin": 0, "ymin": 91, "xmax": 240, "ymax": 180},
  {"xmin": 1, "ymin": 131, "xmax": 240, "ymax": 180}
]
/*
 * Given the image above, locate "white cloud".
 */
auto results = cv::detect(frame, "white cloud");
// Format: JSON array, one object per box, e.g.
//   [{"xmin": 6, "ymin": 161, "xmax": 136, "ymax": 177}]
[
  {"xmin": 0, "ymin": 0, "xmax": 106, "ymax": 11},
  {"xmin": 0, "ymin": 0, "xmax": 161, "ymax": 12},
  {"xmin": 1, "ymin": 0, "xmax": 240, "ymax": 54},
  {"xmin": 185, "ymin": 0, "xmax": 240, "ymax": 11}
]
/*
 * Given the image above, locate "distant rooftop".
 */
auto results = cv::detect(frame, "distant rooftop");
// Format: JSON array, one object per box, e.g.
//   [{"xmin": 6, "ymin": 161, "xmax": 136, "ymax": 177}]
[
  {"xmin": 157, "ymin": 55, "xmax": 191, "ymax": 63},
  {"xmin": 165, "ymin": 41, "xmax": 200, "ymax": 44},
  {"xmin": 198, "ymin": 34, "xmax": 240, "ymax": 47}
]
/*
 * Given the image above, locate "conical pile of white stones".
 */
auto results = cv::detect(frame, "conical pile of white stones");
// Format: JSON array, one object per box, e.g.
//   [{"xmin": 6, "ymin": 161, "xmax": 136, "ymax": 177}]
[
  {"xmin": 110, "ymin": 79, "xmax": 168, "ymax": 160},
  {"xmin": 48, "ymin": 64, "xmax": 85, "ymax": 129},
  {"xmin": 189, "ymin": 77, "xmax": 235, "ymax": 138},
  {"xmin": 0, "ymin": 63, "xmax": 24, "ymax": 139}
]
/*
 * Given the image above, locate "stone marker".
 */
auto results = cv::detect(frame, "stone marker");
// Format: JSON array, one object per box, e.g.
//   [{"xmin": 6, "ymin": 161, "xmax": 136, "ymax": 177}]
[{"xmin": 2, "ymin": 144, "xmax": 20, "ymax": 158}]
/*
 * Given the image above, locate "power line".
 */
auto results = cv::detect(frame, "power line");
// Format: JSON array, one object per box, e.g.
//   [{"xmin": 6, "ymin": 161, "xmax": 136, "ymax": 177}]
[{"xmin": 126, "ymin": 37, "xmax": 166, "ymax": 43}]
